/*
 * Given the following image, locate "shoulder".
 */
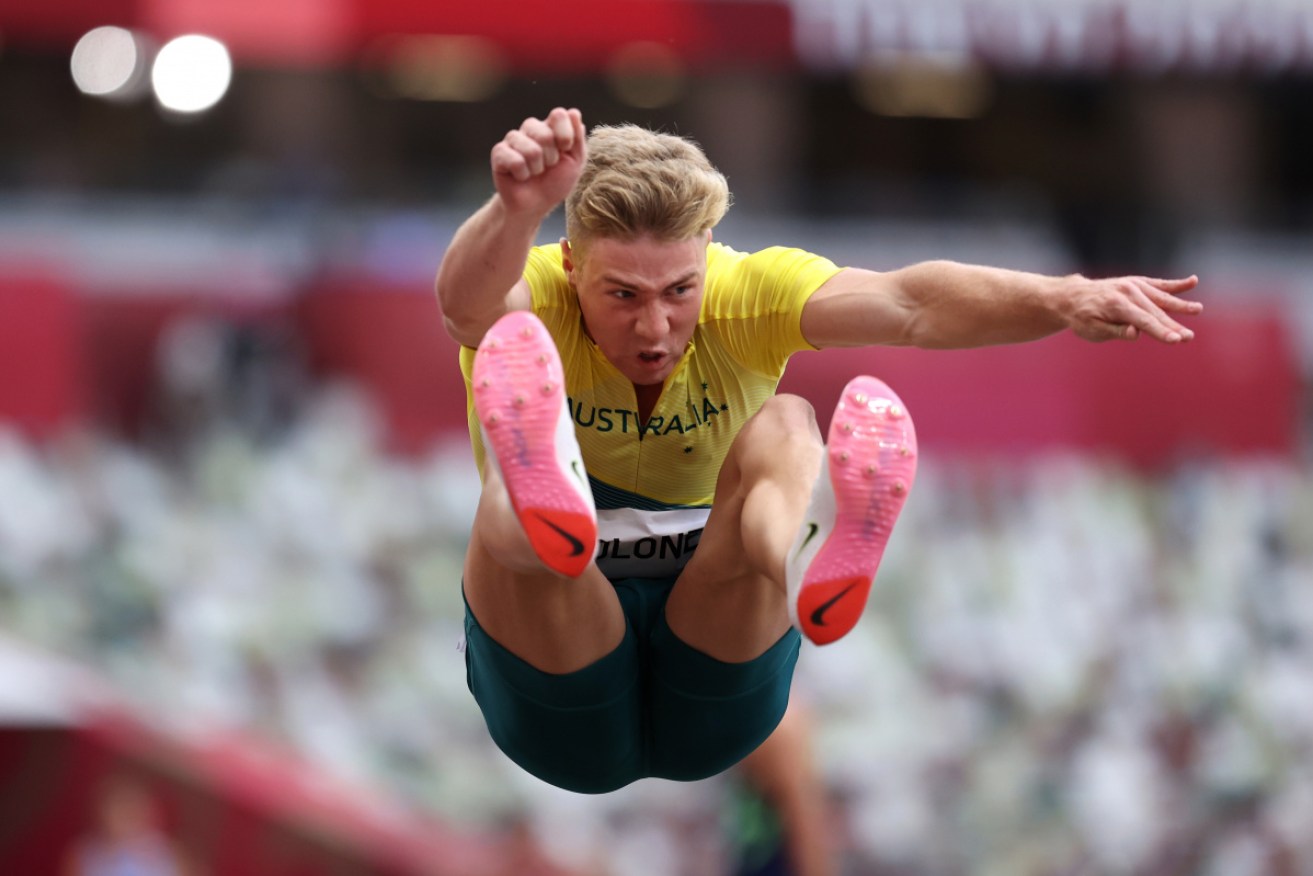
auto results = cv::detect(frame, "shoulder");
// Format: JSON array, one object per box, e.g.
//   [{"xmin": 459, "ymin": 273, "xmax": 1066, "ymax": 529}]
[
  {"xmin": 524, "ymin": 243, "xmax": 574, "ymax": 308},
  {"xmin": 707, "ymin": 242, "xmax": 840, "ymax": 283},
  {"xmin": 706, "ymin": 240, "xmax": 746, "ymax": 270},
  {"xmin": 704, "ymin": 243, "xmax": 842, "ymax": 322},
  {"xmin": 525, "ymin": 243, "xmax": 566, "ymax": 281}
]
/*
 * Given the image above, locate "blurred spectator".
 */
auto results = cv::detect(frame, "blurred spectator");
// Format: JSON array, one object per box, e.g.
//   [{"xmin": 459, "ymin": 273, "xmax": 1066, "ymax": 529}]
[
  {"xmin": 63, "ymin": 777, "xmax": 192, "ymax": 876},
  {"xmin": 3, "ymin": 397, "xmax": 1311, "ymax": 873},
  {"xmin": 489, "ymin": 817, "xmax": 588, "ymax": 876},
  {"xmin": 148, "ymin": 315, "xmax": 308, "ymax": 460},
  {"xmin": 728, "ymin": 700, "xmax": 836, "ymax": 876}
]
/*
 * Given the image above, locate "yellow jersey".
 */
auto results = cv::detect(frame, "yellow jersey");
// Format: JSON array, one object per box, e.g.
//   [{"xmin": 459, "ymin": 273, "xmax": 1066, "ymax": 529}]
[{"xmin": 460, "ymin": 241, "xmax": 842, "ymax": 578}]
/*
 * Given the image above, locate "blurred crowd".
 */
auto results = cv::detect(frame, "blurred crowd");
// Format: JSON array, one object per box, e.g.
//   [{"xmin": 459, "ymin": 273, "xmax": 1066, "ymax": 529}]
[
  {"xmin": 0, "ymin": 317, "xmax": 1311, "ymax": 875},
  {"xmin": 800, "ymin": 452, "xmax": 1313, "ymax": 875}
]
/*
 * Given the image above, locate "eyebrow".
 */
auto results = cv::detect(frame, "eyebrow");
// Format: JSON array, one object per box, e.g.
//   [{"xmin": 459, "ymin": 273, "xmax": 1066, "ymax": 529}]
[{"xmin": 601, "ymin": 271, "xmax": 699, "ymax": 290}]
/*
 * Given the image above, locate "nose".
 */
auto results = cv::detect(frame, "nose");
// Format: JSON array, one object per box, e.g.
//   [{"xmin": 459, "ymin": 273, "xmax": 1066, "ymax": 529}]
[{"xmin": 634, "ymin": 302, "xmax": 668, "ymax": 342}]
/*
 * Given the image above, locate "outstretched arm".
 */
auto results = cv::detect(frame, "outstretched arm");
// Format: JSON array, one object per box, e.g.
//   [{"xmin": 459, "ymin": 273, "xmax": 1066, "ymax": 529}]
[
  {"xmin": 800, "ymin": 262, "xmax": 1202, "ymax": 350},
  {"xmin": 435, "ymin": 107, "xmax": 587, "ymax": 348}
]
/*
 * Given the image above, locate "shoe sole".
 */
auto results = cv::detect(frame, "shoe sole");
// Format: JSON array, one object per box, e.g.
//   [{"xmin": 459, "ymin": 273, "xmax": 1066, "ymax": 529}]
[
  {"xmin": 793, "ymin": 376, "xmax": 917, "ymax": 645},
  {"xmin": 472, "ymin": 311, "xmax": 596, "ymax": 577}
]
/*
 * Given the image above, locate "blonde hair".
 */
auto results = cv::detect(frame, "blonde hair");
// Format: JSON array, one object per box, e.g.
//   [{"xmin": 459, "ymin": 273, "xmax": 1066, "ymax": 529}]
[{"xmin": 565, "ymin": 125, "xmax": 730, "ymax": 256}]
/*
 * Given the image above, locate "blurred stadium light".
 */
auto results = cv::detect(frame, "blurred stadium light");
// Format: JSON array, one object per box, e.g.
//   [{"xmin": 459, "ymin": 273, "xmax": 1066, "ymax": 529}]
[
  {"xmin": 851, "ymin": 53, "xmax": 993, "ymax": 118},
  {"xmin": 366, "ymin": 34, "xmax": 508, "ymax": 103},
  {"xmin": 69, "ymin": 25, "xmax": 149, "ymax": 101},
  {"xmin": 150, "ymin": 34, "xmax": 232, "ymax": 113},
  {"xmin": 605, "ymin": 41, "xmax": 689, "ymax": 109}
]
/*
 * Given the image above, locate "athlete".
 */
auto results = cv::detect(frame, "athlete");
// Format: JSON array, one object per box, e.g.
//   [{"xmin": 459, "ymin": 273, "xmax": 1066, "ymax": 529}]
[
  {"xmin": 729, "ymin": 701, "xmax": 837, "ymax": 876},
  {"xmin": 435, "ymin": 107, "xmax": 1200, "ymax": 794}
]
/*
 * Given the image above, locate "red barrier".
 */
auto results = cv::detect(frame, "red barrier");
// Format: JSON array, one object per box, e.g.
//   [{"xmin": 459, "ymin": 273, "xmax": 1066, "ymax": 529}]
[
  {"xmin": 297, "ymin": 278, "xmax": 467, "ymax": 454},
  {"xmin": 2, "ymin": 270, "xmax": 1298, "ymax": 466},
  {"xmin": 779, "ymin": 303, "xmax": 1301, "ymax": 466},
  {"xmin": 77, "ymin": 292, "xmax": 292, "ymax": 439},
  {"xmin": 297, "ymin": 283, "xmax": 1299, "ymax": 466},
  {"xmin": 0, "ymin": 712, "xmax": 512, "ymax": 875},
  {"xmin": 0, "ymin": 269, "xmax": 86, "ymax": 438},
  {"xmin": 1, "ymin": 0, "xmax": 793, "ymax": 71}
]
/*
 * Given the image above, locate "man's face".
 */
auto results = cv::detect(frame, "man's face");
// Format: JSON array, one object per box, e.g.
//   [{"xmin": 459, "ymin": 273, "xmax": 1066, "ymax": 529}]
[{"xmin": 564, "ymin": 232, "xmax": 709, "ymax": 387}]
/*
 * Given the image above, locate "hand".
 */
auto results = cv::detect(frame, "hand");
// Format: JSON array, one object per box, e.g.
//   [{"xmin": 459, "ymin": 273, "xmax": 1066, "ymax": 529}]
[
  {"xmin": 1062, "ymin": 274, "xmax": 1202, "ymax": 343},
  {"xmin": 490, "ymin": 107, "xmax": 587, "ymax": 218}
]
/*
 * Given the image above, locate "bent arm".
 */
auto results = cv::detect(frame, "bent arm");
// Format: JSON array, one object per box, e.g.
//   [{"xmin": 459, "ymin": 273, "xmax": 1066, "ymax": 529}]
[
  {"xmin": 435, "ymin": 107, "xmax": 586, "ymax": 348},
  {"xmin": 435, "ymin": 196, "xmax": 536, "ymax": 347},
  {"xmin": 800, "ymin": 262, "xmax": 1201, "ymax": 350}
]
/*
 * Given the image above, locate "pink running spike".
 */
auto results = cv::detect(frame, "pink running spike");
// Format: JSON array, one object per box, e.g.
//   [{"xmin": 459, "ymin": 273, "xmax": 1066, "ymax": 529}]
[
  {"xmin": 472, "ymin": 311, "xmax": 596, "ymax": 577},
  {"xmin": 786, "ymin": 375, "xmax": 917, "ymax": 645}
]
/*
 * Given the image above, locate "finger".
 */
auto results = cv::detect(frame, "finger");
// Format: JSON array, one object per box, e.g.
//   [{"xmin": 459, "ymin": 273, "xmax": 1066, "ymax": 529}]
[
  {"xmin": 1142, "ymin": 283, "xmax": 1204, "ymax": 315},
  {"xmin": 519, "ymin": 116, "xmax": 561, "ymax": 169},
  {"xmin": 1144, "ymin": 275, "xmax": 1199, "ymax": 292},
  {"xmin": 546, "ymin": 107, "xmax": 575, "ymax": 154},
  {"xmin": 1127, "ymin": 281, "xmax": 1196, "ymax": 340},
  {"xmin": 1120, "ymin": 293, "xmax": 1189, "ymax": 343},
  {"xmin": 491, "ymin": 141, "xmax": 531, "ymax": 182},
  {"xmin": 1140, "ymin": 278, "xmax": 1203, "ymax": 315},
  {"xmin": 520, "ymin": 117, "xmax": 560, "ymax": 168},
  {"xmin": 505, "ymin": 129, "xmax": 546, "ymax": 176},
  {"xmin": 567, "ymin": 108, "xmax": 587, "ymax": 161}
]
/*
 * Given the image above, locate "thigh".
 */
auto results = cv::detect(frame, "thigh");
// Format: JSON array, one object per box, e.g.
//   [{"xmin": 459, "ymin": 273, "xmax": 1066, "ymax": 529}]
[
  {"xmin": 463, "ymin": 526, "xmax": 626, "ymax": 675},
  {"xmin": 665, "ymin": 395, "xmax": 822, "ymax": 662},
  {"xmin": 463, "ymin": 595, "xmax": 645, "ymax": 794}
]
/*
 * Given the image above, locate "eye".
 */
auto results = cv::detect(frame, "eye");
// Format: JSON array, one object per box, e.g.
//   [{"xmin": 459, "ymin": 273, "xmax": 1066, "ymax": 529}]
[{"xmin": 611, "ymin": 289, "xmax": 635, "ymax": 300}]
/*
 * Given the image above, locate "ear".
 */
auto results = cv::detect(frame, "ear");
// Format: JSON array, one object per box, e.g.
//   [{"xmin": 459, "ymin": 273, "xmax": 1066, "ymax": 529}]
[{"xmin": 560, "ymin": 237, "xmax": 575, "ymax": 275}]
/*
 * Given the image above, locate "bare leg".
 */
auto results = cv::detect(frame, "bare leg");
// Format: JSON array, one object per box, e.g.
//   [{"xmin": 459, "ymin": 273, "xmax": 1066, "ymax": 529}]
[
  {"xmin": 737, "ymin": 701, "xmax": 837, "ymax": 876},
  {"xmin": 464, "ymin": 460, "xmax": 625, "ymax": 675},
  {"xmin": 664, "ymin": 394, "xmax": 823, "ymax": 663},
  {"xmin": 464, "ymin": 310, "xmax": 625, "ymax": 675}
]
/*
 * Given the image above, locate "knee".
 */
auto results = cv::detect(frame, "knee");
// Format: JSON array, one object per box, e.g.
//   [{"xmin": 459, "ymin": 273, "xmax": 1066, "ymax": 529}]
[
  {"xmin": 734, "ymin": 396, "xmax": 822, "ymax": 471},
  {"xmin": 749, "ymin": 394, "xmax": 820, "ymax": 443},
  {"xmin": 726, "ymin": 395, "xmax": 822, "ymax": 479},
  {"xmin": 719, "ymin": 395, "xmax": 822, "ymax": 494}
]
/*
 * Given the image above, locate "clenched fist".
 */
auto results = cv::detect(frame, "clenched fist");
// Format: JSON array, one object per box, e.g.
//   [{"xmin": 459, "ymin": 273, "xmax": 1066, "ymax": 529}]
[{"xmin": 491, "ymin": 107, "xmax": 588, "ymax": 218}]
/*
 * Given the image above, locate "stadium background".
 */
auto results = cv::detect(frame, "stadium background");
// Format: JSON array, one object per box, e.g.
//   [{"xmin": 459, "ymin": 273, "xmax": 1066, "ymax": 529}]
[{"xmin": 1, "ymin": 1, "xmax": 1311, "ymax": 873}]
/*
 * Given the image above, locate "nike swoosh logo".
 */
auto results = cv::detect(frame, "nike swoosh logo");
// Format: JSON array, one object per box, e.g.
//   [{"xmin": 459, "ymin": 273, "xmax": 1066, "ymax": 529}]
[
  {"xmin": 535, "ymin": 513, "xmax": 586, "ymax": 557},
  {"xmin": 795, "ymin": 522, "xmax": 820, "ymax": 558},
  {"xmin": 810, "ymin": 582, "xmax": 860, "ymax": 627}
]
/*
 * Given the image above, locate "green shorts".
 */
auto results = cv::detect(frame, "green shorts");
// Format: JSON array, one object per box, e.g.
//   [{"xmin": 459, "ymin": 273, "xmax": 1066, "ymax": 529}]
[{"xmin": 463, "ymin": 576, "xmax": 801, "ymax": 794}]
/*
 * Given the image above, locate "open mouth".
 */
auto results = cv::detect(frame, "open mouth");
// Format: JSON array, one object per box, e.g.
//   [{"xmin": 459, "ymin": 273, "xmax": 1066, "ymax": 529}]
[{"xmin": 638, "ymin": 352, "xmax": 665, "ymax": 364}]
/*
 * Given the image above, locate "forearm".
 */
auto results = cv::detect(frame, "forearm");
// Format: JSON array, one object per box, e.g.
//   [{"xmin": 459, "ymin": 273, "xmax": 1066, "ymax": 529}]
[
  {"xmin": 890, "ymin": 260, "xmax": 1071, "ymax": 349},
  {"xmin": 434, "ymin": 195, "xmax": 543, "ymax": 344}
]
